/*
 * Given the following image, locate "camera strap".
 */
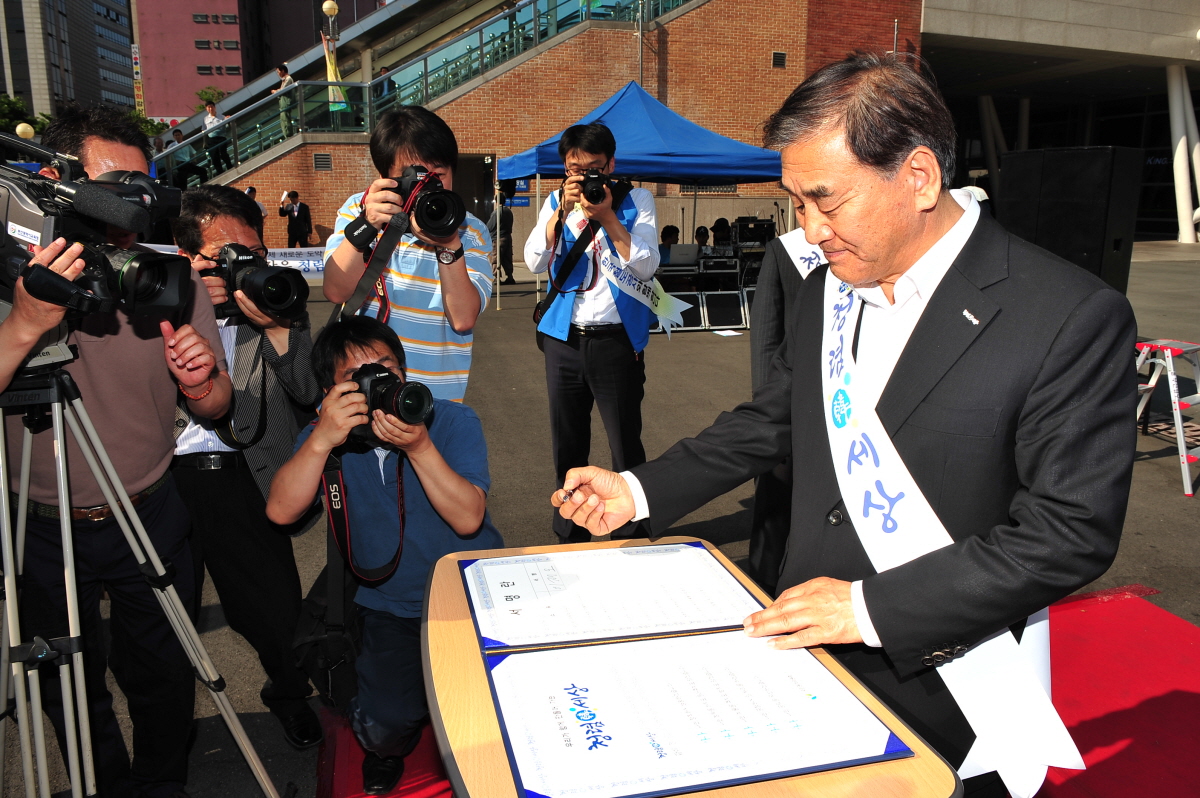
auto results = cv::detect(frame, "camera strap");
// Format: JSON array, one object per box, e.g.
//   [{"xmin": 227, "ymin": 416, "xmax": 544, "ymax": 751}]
[
  {"xmin": 320, "ymin": 452, "xmax": 405, "ymax": 587},
  {"xmin": 324, "ymin": 208, "xmax": 412, "ymax": 331}
]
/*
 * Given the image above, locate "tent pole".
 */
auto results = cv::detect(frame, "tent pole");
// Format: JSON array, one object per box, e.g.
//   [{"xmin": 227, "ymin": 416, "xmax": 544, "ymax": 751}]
[
  {"xmin": 535, "ymin": 174, "xmax": 542, "ymax": 300},
  {"xmin": 494, "ymin": 178, "xmax": 501, "ymax": 311},
  {"xmin": 691, "ymin": 185, "xmax": 698, "ymax": 243}
]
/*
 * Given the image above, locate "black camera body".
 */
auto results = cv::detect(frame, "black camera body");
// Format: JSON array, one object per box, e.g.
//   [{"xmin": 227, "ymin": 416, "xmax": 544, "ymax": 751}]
[
  {"xmin": 394, "ymin": 165, "xmax": 466, "ymax": 238},
  {"xmin": 348, "ymin": 363, "xmax": 434, "ymax": 445},
  {"xmin": 0, "ymin": 134, "xmax": 192, "ymax": 327},
  {"xmin": 580, "ymin": 170, "xmax": 612, "ymax": 205},
  {"xmin": 198, "ymin": 243, "xmax": 309, "ymax": 320}
]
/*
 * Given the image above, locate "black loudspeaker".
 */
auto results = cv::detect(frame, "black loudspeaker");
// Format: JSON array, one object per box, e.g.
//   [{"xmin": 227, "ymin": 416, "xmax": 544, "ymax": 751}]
[
  {"xmin": 994, "ymin": 146, "xmax": 1143, "ymax": 294},
  {"xmin": 702, "ymin": 292, "xmax": 747, "ymax": 329}
]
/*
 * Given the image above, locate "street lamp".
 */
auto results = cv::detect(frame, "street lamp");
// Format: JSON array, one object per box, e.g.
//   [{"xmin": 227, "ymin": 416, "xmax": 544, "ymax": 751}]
[{"xmin": 322, "ymin": 0, "xmax": 340, "ymax": 41}]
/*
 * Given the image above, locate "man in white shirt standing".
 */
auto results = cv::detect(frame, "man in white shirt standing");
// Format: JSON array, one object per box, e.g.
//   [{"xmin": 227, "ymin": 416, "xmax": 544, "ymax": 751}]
[
  {"xmin": 524, "ymin": 122, "xmax": 660, "ymax": 542},
  {"xmin": 553, "ymin": 53, "xmax": 1136, "ymax": 798},
  {"xmin": 202, "ymin": 100, "xmax": 231, "ymax": 175}
]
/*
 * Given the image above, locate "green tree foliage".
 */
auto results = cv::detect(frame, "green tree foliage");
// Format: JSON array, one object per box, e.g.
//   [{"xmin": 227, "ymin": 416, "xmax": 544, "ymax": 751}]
[
  {"xmin": 195, "ymin": 86, "xmax": 228, "ymax": 111},
  {"xmin": 0, "ymin": 94, "xmax": 52, "ymax": 135},
  {"xmin": 128, "ymin": 110, "xmax": 169, "ymax": 137}
]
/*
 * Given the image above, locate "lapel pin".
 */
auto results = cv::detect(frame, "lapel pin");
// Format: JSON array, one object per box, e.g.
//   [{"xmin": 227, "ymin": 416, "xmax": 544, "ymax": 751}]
[{"xmin": 962, "ymin": 309, "xmax": 980, "ymax": 326}]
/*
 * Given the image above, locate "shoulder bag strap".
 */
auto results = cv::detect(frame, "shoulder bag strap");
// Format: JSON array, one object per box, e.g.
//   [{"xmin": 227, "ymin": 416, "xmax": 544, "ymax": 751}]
[{"xmin": 324, "ymin": 211, "xmax": 413, "ymax": 330}]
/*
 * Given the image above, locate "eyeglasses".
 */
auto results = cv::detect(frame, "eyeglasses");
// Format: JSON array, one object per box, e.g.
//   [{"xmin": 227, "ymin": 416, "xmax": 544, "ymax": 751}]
[{"xmin": 565, "ymin": 163, "xmax": 610, "ymax": 177}]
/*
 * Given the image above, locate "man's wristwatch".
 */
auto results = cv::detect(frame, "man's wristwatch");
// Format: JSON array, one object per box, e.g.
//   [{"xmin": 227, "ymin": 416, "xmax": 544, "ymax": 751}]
[{"xmin": 435, "ymin": 244, "xmax": 464, "ymax": 264}]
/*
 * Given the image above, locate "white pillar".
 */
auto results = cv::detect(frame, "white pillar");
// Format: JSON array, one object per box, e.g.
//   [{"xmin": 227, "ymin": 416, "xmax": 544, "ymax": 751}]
[
  {"xmin": 1166, "ymin": 65, "xmax": 1197, "ymax": 243},
  {"xmin": 1179, "ymin": 70, "xmax": 1200, "ymax": 216}
]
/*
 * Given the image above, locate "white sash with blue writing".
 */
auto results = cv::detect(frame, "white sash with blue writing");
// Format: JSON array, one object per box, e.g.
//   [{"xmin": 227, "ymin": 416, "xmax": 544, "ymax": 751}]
[
  {"xmin": 589, "ymin": 229, "xmax": 690, "ymax": 332},
  {"xmin": 820, "ymin": 276, "xmax": 1083, "ymax": 798}
]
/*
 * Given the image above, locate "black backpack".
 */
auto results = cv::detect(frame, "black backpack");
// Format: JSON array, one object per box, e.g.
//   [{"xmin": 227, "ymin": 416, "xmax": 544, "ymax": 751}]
[{"xmin": 293, "ymin": 531, "xmax": 362, "ymax": 709}]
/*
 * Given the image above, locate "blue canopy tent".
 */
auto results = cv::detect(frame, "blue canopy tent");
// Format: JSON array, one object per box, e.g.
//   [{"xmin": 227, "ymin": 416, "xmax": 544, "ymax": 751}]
[{"xmin": 497, "ymin": 81, "xmax": 781, "ymax": 184}]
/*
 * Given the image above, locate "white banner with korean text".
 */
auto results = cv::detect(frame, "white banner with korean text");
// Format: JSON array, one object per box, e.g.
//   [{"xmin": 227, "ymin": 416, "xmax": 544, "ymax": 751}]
[{"xmin": 819, "ymin": 275, "xmax": 1083, "ymax": 798}]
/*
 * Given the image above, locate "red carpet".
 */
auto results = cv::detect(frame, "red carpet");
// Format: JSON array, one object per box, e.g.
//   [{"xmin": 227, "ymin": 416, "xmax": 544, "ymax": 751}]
[
  {"xmin": 315, "ymin": 709, "xmax": 452, "ymax": 798},
  {"xmin": 1041, "ymin": 585, "xmax": 1200, "ymax": 797}
]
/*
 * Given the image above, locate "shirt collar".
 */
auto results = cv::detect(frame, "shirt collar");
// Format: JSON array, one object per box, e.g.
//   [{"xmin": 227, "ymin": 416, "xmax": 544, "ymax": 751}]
[{"xmin": 854, "ymin": 189, "xmax": 980, "ymax": 310}]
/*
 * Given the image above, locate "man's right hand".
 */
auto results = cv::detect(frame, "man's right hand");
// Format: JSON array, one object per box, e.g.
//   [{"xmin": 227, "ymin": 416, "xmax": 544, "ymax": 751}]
[
  {"xmin": 9, "ymin": 238, "xmax": 86, "ymax": 340},
  {"xmin": 362, "ymin": 177, "xmax": 406, "ymax": 229},
  {"xmin": 550, "ymin": 466, "xmax": 637, "ymax": 536},
  {"xmin": 310, "ymin": 381, "xmax": 370, "ymax": 452}
]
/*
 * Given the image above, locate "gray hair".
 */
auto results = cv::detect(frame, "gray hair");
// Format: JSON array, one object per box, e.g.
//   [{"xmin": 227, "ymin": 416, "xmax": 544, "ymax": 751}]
[{"xmin": 763, "ymin": 52, "xmax": 957, "ymax": 189}]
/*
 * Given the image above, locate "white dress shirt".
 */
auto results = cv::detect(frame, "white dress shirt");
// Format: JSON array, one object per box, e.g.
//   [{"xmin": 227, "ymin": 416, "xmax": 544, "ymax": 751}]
[
  {"xmin": 523, "ymin": 187, "xmax": 660, "ymax": 326},
  {"xmin": 623, "ymin": 189, "xmax": 980, "ymax": 646},
  {"xmin": 175, "ymin": 320, "xmax": 238, "ymax": 455}
]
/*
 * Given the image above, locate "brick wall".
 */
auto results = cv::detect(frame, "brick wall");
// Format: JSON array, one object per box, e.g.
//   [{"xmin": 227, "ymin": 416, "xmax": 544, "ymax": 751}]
[{"xmin": 804, "ymin": 0, "xmax": 922, "ymax": 76}]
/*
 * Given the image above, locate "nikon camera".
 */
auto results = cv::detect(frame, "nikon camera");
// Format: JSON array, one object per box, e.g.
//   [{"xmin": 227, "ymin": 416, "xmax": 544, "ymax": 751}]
[{"xmin": 198, "ymin": 243, "xmax": 309, "ymax": 320}]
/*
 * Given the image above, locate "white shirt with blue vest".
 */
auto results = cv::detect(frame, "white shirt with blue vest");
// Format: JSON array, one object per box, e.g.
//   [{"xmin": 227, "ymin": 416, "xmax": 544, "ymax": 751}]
[{"xmin": 523, "ymin": 186, "xmax": 660, "ymax": 352}]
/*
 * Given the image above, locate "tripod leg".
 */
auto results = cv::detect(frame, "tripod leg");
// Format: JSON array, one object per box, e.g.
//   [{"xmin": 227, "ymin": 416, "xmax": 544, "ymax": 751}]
[
  {"xmin": 62, "ymin": 397, "xmax": 282, "ymax": 798},
  {"xmin": 49, "ymin": 402, "xmax": 93, "ymax": 796},
  {"xmin": 26, "ymin": 669, "xmax": 52, "ymax": 798},
  {"xmin": 17, "ymin": 427, "xmax": 33, "ymax": 572},
  {"xmin": 10, "ymin": 663, "xmax": 36, "ymax": 798}
]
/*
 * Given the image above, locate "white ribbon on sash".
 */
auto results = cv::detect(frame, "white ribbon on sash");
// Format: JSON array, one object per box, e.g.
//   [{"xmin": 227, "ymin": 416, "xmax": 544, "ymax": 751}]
[
  {"xmin": 566, "ymin": 208, "xmax": 692, "ymax": 335},
  {"xmin": 777, "ymin": 228, "xmax": 824, "ymax": 279},
  {"xmin": 819, "ymin": 276, "xmax": 1083, "ymax": 798}
]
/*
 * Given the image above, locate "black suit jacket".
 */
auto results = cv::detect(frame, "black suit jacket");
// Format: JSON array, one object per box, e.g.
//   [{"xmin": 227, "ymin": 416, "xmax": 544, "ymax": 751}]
[
  {"xmin": 279, "ymin": 202, "xmax": 312, "ymax": 238},
  {"xmin": 750, "ymin": 235, "xmax": 810, "ymax": 390},
  {"xmin": 633, "ymin": 212, "xmax": 1137, "ymax": 765}
]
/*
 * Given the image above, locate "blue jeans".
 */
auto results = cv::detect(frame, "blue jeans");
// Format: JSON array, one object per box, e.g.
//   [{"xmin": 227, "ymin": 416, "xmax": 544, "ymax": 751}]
[{"xmin": 348, "ymin": 608, "xmax": 428, "ymax": 758}]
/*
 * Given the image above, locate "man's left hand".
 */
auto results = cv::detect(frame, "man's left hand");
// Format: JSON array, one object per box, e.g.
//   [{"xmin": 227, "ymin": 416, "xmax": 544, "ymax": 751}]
[
  {"xmin": 370, "ymin": 409, "xmax": 431, "ymax": 455},
  {"xmin": 233, "ymin": 290, "xmax": 290, "ymax": 331},
  {"xmin": 743, "ymin": 577, "xmax": 863, "ymax": 649},
  {"xmin": 580, "ymin": 184, "xmax": 616, "ymax": 226},
  {"xmin": 159, "ymin": 320, "xmax": 216, "ymax": 389}
]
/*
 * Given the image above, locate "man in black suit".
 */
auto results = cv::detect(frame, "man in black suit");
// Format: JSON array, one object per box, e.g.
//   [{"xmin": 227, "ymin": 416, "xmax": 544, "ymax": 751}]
[
  {"xmin": 746, "ymin": 228, "xmax": 823, "ymax": 593},
  {"xmin": 279, "ymin": 190, "xmax": 313, "ymax": 247},
  {"xmin": 174, "ymin": 185, "xmax": 324, "ymax": 750},
  {"xmin": 554, "ymin": 53, "xmax": 1136, "ymax": 797}
]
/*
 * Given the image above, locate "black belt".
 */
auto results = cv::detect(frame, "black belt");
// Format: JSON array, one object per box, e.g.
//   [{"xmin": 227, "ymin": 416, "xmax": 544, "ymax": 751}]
[
  {"xmin": 570, "ymin": 323, "xmax": 625, "ymax": 337},
  {"xmin": 23, "ymin": 472, "xmax": 171, "ymax": 522},
  {"xmin": 172, "ymin": 452, "xmax": 246, "ymax": 470}
]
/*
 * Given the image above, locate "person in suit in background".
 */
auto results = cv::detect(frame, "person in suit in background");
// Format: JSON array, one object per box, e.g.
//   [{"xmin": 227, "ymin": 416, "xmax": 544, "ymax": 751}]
[
  {"xmin": 553, "ymin": 52, "xmax": 1136, "ymax": 797},
  {"xmin": 173, "ymin": 185, "xmax": 323, "ymax": 751},
  {"xmin": 279, "ymin": 190, "xmax": 313, "ymax": 247},
  {"xmin": 746, "ymin": 227, "xmax": 823, "ymax": 593}
]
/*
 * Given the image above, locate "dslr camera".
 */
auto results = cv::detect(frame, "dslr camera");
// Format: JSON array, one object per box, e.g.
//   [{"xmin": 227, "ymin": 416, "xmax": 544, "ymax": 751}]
[
  {"xmin": 394, "ymin": 165, "xmax": 466, "ymax": 238},
  {"xmin": 0, "ymin": 134, "xmax": 192, "ymax": 327},
  {"xmin": 580, "ymin": 170, "xmax": 612, "ymax": 205},
  {"xmin": 198, "ymin": 243, "xmax": 309, "ymax": 321},
  {"xmin": 348, "ymin": 363, "xmax": 434, "ymax": 445}
]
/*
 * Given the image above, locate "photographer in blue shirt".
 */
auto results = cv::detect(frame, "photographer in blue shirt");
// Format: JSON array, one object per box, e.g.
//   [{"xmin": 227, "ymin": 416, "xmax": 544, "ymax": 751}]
[{"xmin": 267, "ymin": 316, "xmax": 502, "ymax": 794}]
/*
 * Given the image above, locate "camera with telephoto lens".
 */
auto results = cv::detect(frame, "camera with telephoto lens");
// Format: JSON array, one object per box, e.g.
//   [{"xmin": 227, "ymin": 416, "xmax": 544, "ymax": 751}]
[
  {"xmin": 0, "ymin": 133, "xmax": 193, "ymax": 368},
  {"xmin": 348, "ymin": 363, "xmax": 434, "ymax": 444},
  {"xmin": 198, "ymin": 243, "xmax": 309, "ymax": 320},
  {"xmin": 394, "ymin": 165, "xmax": 466, "ymax": 238},
  {"xmin": 580, "ymin": 170, "xmax": 612, "ymax": 205}
]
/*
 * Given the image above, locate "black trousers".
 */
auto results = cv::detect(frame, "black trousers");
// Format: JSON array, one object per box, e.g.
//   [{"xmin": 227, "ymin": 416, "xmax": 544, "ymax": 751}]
[
  {"xmin": 287, "ymin": 232, "xmax": 309, "ymax": 248},
  {"xmin": 172, "ymin": 461, "xmax": 312, "ymax": 715},
  {"xmin": 544, "ymin": 328, "xmax": 646, "ymax": 541},
  {"xmin": 19, "ymin": 479, "xmax": 196, "ymax": 798},
  {"xmin": 496, "ymin": 237, "xmax": 513, "ymax": 280},
  {"xmin": 747, "ymin": 457, "xmax": 792, "ymax": 595},
  {"xmin": 348, "ymin": 610, "xmax": 427, "ymax": 758}
]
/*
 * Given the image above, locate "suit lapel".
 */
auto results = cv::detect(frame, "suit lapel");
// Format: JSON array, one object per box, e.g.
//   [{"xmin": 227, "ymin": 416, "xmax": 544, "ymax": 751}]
[
  {"xmin": 230, "ymin": 323, "xmax": 262, "ymax": 431},
  {"xmin": 876, "ymin": 213, "xmax": 1010, "ymax": 438}
]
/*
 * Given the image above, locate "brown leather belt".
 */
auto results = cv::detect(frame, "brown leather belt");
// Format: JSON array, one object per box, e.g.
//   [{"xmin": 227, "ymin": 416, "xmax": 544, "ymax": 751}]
[{"xmin": 23, "ymin": 473, "xmax": 171, "ymax": 522}]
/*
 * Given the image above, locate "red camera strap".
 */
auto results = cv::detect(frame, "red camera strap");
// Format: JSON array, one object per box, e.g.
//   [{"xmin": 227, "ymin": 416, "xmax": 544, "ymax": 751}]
[{"xmin": 321, "ymin": 452, "xmax": 406, "ymax": 587}]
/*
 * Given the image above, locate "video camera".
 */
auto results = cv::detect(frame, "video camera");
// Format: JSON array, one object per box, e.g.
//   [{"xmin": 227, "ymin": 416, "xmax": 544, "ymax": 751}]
[
  {"xmin": 393, "ymin": 165, "xmax": 466, "ymax": 238},
  {"xmin": 198, "ymin": 243, "xmax": 309, "ymax": 321},
  {"xmin": 0, "ymin": 133, "xmax": 192, "ymax": 333},
  {"xmin": 348, "ymin": 363, "xmax": 434, "ymax": 445}
]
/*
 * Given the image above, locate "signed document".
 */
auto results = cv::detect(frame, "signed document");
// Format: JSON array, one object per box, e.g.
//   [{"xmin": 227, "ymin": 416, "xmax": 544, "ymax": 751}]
[
  {"xmin": 487, "ymin": 631, "xmax": 911, "ymax": 798},
  {"xmin": 461, "ymin": 543, "xmax": 763, "ymax": 648}
]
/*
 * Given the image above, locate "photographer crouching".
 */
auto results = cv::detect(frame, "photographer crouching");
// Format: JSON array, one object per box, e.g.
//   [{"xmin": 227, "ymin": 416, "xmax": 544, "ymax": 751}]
[
  {"xmin": 172, "ymin": 185, "xmax": 323, "ymax": 750},
  {"xmin": 0, "ymin": 106, "xmax": 230, "ymax": 798},
  {"xmin": 267, "ymin": 316, "xmax": 502, "ymax": 795}
]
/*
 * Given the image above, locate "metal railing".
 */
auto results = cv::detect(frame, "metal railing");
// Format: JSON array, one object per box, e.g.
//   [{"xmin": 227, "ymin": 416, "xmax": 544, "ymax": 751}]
[{"xmin": 154, "ymin": 0, "xmax": 692, "ymax": 184}]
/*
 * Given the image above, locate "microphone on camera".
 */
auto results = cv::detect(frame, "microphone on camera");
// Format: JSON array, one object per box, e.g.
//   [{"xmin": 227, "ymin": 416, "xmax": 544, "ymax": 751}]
[{"xmin": 54, "ymin": 181, "xmax": 151, "ymax": 234}]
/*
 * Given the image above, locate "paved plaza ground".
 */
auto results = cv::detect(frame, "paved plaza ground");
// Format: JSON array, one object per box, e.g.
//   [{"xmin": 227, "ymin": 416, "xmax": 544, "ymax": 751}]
[{"xmin": 7, "ymin": 241, "xmax": 1199, "ymax": 797}]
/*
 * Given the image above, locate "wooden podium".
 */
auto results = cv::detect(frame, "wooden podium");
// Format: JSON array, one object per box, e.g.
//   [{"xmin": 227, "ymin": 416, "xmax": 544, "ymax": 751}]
[{"xmin": 422, "ymin": 537, "xmax": 961, "ymax": 798}]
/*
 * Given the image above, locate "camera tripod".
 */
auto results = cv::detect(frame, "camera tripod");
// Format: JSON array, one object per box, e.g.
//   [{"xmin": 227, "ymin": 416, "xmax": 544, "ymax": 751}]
[{"xmin": 0, "ymin": 368, "xmax": 282, "ymax": 798}]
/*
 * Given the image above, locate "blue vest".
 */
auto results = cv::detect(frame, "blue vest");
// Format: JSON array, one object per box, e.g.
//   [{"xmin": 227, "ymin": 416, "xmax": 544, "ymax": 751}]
[{"xmin": 537, "ymin": 188, "xmax": 653, "ymax": 351}]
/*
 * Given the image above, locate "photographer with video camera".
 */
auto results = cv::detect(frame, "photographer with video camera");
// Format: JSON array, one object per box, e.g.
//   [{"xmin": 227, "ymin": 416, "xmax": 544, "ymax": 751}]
[
  {"xmin": 522, "ymin": 122, "xmax": 659, "ymax": 543},
  {"xmin": 267, "ymin": 315, "xmax": 502, "ymax": 795},
  {"xmin": 0, "ymin": 105, "xmax": 230, "ymax": 798},
  {"xmin": 323, "ymin": 106, "xmax": 492, "ymax": 403},
  {"xmin": 172, "ymin": 184, "xmax": 323, "ymax": 750}
]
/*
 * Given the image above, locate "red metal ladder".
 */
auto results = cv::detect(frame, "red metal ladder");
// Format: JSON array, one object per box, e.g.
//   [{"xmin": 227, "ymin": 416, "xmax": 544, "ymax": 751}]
[{"xmin": 1135, "ymin": 339, "xmax": 1200, "ymax": 496}]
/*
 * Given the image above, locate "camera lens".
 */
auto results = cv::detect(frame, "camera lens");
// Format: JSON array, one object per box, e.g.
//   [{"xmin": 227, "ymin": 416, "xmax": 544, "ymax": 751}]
[
  {"xmin": 413, "ymin": 189, "xmax": 466, "ymax": 238},
  {"xmin": 102, "ymin": 248, "xmax": 194, "ymax": 318},
  {"xmin": 382, "ymin": 381, "xmax": 433, "ymax": 426},
  {"xmin": 237, "ymin": 266, "xmax": 310, "ymax": 320},
  {"xmin": 129, "ymin": 261, "xmax": 168, "ymax": 301}
]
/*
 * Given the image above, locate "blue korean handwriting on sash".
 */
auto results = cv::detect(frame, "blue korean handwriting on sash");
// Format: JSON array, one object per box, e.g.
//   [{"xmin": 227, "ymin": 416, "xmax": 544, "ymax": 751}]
[
  {"xmin": 828, "ymin": 334, "xmax": 845, "ymax": 379},
  {"xmin": 847, "ymin": 432, "xmax": 879, "ymax": 474},
  {"xmin": 831, "ymin": 291, "xmax": 855, "ymax": 332},
  {"xmin": 830, "ymin": 389, "xmax": 852, "ymax": 428},
  {"xmin": 863, "ymin": 480, "xmax": 904, "ymax": 533},
  {"xmin": 798, "ymin": 252, "xmax": 820, "ymax": 268}
]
